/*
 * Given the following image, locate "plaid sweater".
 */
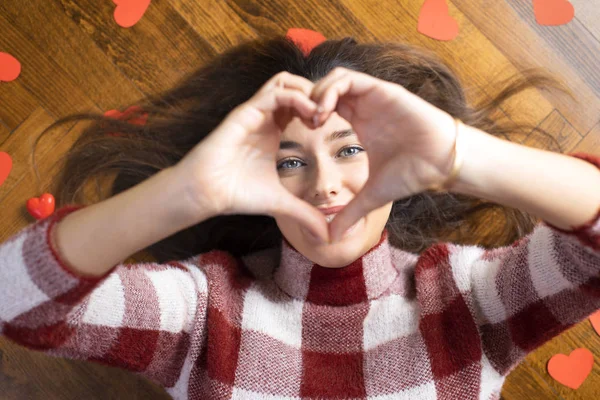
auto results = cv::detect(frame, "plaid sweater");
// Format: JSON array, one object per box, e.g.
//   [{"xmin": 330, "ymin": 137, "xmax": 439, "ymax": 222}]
[{"xmin": 1, "ymin": 153, "xmax": 599, "ymax": 400}]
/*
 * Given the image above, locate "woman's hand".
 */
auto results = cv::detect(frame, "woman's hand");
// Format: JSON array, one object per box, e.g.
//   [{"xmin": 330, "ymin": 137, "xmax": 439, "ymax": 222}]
[
  {"xmin": 174, "ymin": 72, "xmax": 330, "ymax": 243},
  {"xmin": 310, "ymin": 67, "xmax": 459, "ymax": 242}
]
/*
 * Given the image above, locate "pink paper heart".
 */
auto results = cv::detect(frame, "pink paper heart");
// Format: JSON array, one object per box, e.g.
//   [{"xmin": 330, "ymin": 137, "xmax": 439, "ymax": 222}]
[
  {"xmin": 0, "ymin": 52, "xmax": 22, "ymax": 82},
  {"xmin": 0, "ymin": 152, "xmax": 12, "ymax": 187},
  {"xmin": 113, "ymin": 0, "xmax": 151, "ymax": 28},
  {"xmin": 533, "ymin": 0, "xmax": 574, "ymax": 26},
  {"xmin": 417, "ymin": 0, "xmax": 459, "ymax": 41},
  {"xmin": 547, "ymin": 348, "xmax": 593, "ymax": 389}
]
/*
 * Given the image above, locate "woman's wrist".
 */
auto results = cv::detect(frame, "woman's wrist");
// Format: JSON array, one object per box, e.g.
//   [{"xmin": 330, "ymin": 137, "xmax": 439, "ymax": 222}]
[
  {"xmin": 167, "ymin": 164, "xmax": 222, "ymax": 224},
  {"xmin": 53, "ymin": 167, "xmax": 215, "ymax": 277},
  {"xmin": 446, "ymin": 124, "xmax": 494, "ymax": 197},
  {"xmin": 450, "ymin": 125, "xmax": 600, "ymax": 231}
]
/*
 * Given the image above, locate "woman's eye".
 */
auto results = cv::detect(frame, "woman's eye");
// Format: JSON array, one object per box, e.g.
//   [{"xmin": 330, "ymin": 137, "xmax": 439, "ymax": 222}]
[
  {"xmin": 277, "ymin": 159, "xmax": 304, "ymax": 170},
  {"xmin": 339, "ymin": 146, "xmax": 364, "ymax": 157},
  {"xmin": 276, "ymin": 146, "xmax": 364, "ymax": 171}
]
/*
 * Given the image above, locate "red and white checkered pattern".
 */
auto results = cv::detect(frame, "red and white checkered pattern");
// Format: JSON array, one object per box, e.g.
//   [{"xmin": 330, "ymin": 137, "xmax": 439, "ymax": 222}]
[{"xmin": 1, "ymin": 152, "xmax": 599, "ymax": 400}]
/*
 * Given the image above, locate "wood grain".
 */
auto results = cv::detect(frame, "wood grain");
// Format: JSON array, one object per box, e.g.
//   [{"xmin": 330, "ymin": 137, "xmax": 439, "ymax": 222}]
[
  {"xmin": 56, "ymin": 0, "xmax": 216, "ymax": 95},
  {"xmin": 0, "ymin": 12, "xmax": 96, "ymax": 119},
  {"xmin": 0, "ymin": 0, "xmax": 144, "ymax": 110}
]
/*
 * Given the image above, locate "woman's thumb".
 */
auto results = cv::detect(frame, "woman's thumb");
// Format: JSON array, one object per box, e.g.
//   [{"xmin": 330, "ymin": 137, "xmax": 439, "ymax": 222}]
[
  {"xmin": 329, "ymin": 189, "xmax": 377, "ymax": 243},
  {"xmin": 274, "ymin": 190, "xmax": 330, "ymax": 244}
]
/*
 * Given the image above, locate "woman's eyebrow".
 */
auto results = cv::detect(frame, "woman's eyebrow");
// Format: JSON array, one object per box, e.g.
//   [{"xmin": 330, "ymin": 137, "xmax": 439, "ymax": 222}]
[{"xmin": 279, "ymin": 129, "xmax": 355, "ymax": 150}]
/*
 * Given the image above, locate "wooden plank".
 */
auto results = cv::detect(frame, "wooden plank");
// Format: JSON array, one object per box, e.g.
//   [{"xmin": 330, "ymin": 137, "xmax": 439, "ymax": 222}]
[
  {"xmin": 522, "ymin": 319, "xmax": 600, "ymax": 399},
  {"xmin": 0, "ymin": 108, "xmax": 73, "ymax": 207},
  {"xmin": 0, "ymin": 0, "xmax": 143, "ymax": 110},
  {"xmin": 0, "ymin": 337, "xmax": 168, "ymax": 399},
  {"xmin": 502, "ymin": 357, "xmax": 566, "ymax": 399},
  {"xmin": 224, "ymin": 0, "xmax": 375, "ymax": 41},
  {"xmin": 519, "ymin": 109, "xmax": 583, "ymax": 153},
  {"xmin": 574, "ymin": 119, "xmax": 600, "ymax": 151},
  {"xmin": 0, "ymin": 120, "xmax": 11, "ymax": 146},
  {"xmin": 571, "ymin": 0, "xmax": 600, "ymax": 43},
  {"xmin": 169, "ymin": 0, "xmax": 260, "ymax": 53},
  {"xmin": 453, "ymin": 0, "xmax": 600, "ymax": 136},
  {"xmin": 0, "ymin": 78, "xmax": 39, "ymax": 130},
  {"xmin": 0, "ymin": 13, "xmax": 97, "ymax": 119},
  {"xmin": 56, "ymin": 0, "xmax": 216, "ymax": 95}
]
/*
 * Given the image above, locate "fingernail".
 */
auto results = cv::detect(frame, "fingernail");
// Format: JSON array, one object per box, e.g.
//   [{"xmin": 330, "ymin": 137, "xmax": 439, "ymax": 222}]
[
  {"xmin": 317, "ymin": 105, "xmax": 325, "ymax": 113},
  {"xmin": 312, "ymin": 114, "xmax": 319, "ymax": 128}
]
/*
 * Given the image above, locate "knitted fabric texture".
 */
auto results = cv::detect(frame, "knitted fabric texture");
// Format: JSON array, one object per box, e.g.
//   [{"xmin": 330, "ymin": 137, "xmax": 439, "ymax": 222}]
[{"xmin": 1, "ymin": 152, "xmax": 599, "ymax": 400}]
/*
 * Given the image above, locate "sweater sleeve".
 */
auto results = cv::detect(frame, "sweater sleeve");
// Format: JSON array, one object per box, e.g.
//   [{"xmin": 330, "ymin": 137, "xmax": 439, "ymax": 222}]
[
  {"xmin": 415, "ymin": 152, "xmax": 600, "ymax": 377},
  {"xmin": 0, "ymin": 204, "xmax": 210, "ymax": 388}
]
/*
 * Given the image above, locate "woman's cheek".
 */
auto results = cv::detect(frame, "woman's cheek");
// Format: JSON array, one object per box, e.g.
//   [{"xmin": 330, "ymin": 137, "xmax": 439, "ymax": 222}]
[
  {"xmin": 278, "ymin": 174, "xmax": 303, "ymax": 197},
  {"xmin": 346, "ymin": 161, "xmax": 370, "ymax": 190}
]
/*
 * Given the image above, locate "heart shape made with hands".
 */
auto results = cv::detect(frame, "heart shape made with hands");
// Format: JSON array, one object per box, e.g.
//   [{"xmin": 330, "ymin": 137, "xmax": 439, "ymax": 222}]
[
  {"xmin": 112, "ymin": 0, "xmax": 151, "ymax": 28},
  {"xmin": 0, "ymin": 52, "xmax": 21, "ymax": 82},
  {"xmin": 27, "ymin": 193, "xmax": 55, "ymax": 220},
  {"xmin": 417, "ymin": 0, "xmax": 459, "ymax": 41},
  {"xmin": 533, "ymin": 0, "xmax": 574, "ymax": 26},
  {"xmin": 547, "ymin": 348, "xmax": 594, "ymax": 389}
]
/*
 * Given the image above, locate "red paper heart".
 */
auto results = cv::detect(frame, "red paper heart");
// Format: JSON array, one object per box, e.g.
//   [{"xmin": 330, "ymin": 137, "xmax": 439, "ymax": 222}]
[
  {"xmin": 113, "ymin": 0, "xmax": 151, "ymax": 28},
  {"xmin": 0, "ymin": 52, "xmax": 22, "ymax": 82},
  {"xmin": 590, "ymin": 309, "xmax": 600, "ymax": 336},
  {"xmin": 533, "ymin": 0, "xmax": 574, "ymax": 26},
  {"xmin": 27, "ymin": 193, "xmax": 56, "ymax": 220},
  {"xmin": 0, "ymin": 152, "xmax": 12, "ymax": 187},
  {"xmin": 285, "ymin": 28, "xmax": 327, "ymax": 57},
  {"xmin": 104, "ymin": 105, "xmax": 148, "ymax": 137},
  {"xmin": 417, "ymin": 0, "xmax": 459, "ymax": 41},
  {"xmin": 547, "ymin": 348, "xmax": 593, "ymax": 389}
]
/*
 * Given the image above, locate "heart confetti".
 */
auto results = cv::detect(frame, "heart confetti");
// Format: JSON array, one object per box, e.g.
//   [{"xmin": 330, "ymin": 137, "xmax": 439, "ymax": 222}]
[
  {"xmin": 0, "ymin": 52, "xmax": 22, "ymax": 82},
  {"xmin": 0, "ymin": 152, "xmax": 12, "ymax": 187},
  {"xmin": 533, "ymin": 0, "xmax": 574, "ymax": 26},
  {"xmin": 27, "ymin": 193, "xmax": 56, "ymax": 220},
  {"xmin": 113, "ymin": 0, "xmax": 152, "ymax": 28},
  {"xmin": 285, "ymin": 28, "xmax": 327, "ymax": 57},
  {"xmin": 104, "ymin": 105, "xmax": 148, "ymax": 137},
  {"xmin": 590, "ymin": 309, "xmax": 600, "ymax": 337},
  {"xmin": 547, "ymin": 348, "xmax": 593, "ymax": 389},
  {"xmin": 417, "ymin": 0, "xmax": 459, "ymax": 41}
]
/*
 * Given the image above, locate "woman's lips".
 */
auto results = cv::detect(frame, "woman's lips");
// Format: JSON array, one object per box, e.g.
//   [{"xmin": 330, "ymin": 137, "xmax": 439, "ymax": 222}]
[{"xmin": 302, "ymin": 215, "xmax": 364, "ymax": 244}]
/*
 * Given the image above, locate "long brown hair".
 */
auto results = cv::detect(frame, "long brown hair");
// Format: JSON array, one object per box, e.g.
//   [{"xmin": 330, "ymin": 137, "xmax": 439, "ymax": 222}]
[{"xmin": 31, "ymin": 35, "xmax": 575, "ymax": 263}]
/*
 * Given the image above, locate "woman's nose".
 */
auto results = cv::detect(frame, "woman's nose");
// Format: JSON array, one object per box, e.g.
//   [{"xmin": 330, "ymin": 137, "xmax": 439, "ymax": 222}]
[{"xmin": 310, "ymin": 162, "xmax": 342, "ymax": 199}]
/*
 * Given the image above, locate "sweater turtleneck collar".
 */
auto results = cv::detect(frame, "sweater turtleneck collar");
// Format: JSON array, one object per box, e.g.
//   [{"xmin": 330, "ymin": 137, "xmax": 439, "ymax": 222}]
[{"xmin": 273, "ymin": 229, "xmax": 398, "ymax": 306}]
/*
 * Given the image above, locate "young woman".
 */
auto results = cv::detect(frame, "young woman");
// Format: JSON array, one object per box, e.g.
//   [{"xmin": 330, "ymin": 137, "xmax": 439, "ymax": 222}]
[{"xmin": 1, "ymin": 34, "xmax": 599, "ymax": 400}]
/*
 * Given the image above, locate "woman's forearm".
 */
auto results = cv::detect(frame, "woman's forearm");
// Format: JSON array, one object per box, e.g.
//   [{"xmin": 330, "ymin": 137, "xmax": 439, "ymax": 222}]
[
  {"xmin": 53, "ymin": 167, "xmax": 215, "ymax": 277},
  {"xmin": 451, "ymin": 125, "xmax": 600, "ymax": 231}
]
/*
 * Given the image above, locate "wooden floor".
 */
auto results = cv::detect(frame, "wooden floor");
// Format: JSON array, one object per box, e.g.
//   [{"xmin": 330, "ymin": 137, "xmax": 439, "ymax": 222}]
[{"xmin": 1, "ymin": 0, "xmax": 600, "ymax": 398}]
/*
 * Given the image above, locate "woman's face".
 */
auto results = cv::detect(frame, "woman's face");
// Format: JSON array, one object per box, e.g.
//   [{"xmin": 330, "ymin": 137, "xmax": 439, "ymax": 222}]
[{"xmin": 274, "ymin": 111, "xmax": 393, "ymax": 268}]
